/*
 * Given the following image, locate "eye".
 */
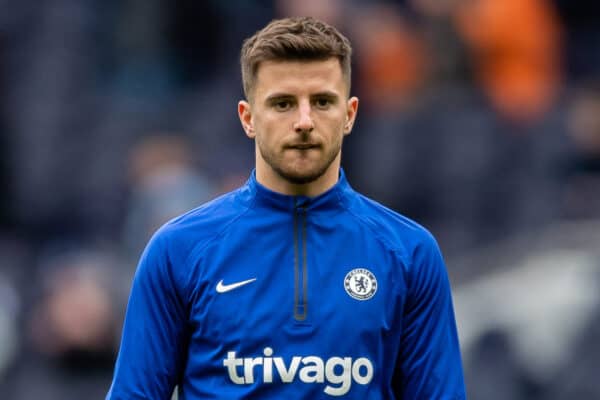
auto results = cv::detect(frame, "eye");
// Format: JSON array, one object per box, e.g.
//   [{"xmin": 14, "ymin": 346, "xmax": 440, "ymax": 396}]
[
  {"xmin": 273, "ymin": 100, "xmax": 292, "ymax": 111},
  {"xmin": 314, "ymin": 97, "xmax": 332, "ymax": 109}
]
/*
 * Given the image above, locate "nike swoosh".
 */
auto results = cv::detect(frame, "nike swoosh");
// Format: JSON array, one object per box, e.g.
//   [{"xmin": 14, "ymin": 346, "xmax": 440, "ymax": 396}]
[{"xmin": 216, "ymin": 278, "xmax": 257, "ymax": 293}]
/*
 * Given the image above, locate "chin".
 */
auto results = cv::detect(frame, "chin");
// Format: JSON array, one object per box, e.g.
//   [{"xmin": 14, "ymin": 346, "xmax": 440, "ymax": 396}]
[{"xmin": 277, "ymin": 165, "xmax": 328, "ymax": 185}]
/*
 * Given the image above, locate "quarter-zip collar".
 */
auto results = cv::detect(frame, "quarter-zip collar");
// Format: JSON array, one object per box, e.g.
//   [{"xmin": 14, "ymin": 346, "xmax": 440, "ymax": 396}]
[{"xmin": 239, "ymin": 168, "xmax": 354, "ymax": 213}]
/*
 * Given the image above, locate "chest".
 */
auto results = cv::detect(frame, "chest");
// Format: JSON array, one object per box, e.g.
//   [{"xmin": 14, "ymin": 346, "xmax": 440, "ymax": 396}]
[{"xmin": 186, "ymin": 218, "xmax": 406, "ymax": 352}]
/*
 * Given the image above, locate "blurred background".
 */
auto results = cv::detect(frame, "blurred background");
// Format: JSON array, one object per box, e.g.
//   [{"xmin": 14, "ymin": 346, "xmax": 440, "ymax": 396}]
[{"xmin": 0, "ymin": 0, "xmax": 599, "ymax": 398}]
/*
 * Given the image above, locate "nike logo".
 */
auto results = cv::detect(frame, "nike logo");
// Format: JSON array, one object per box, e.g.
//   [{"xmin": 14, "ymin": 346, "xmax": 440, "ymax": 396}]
[{"xmin": 216, "ymin": 278, "xmax": 257, "ymax": 293}]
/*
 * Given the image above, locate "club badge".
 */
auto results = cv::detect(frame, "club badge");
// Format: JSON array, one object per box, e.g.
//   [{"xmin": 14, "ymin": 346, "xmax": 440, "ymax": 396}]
[{"xmin": 344, "ymin": 268, "xmax": 377, "ymax": 301}]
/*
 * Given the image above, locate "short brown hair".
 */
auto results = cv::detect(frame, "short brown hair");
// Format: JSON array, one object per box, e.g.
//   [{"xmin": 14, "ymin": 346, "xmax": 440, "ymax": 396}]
[{"xmin": 240, "ymin": 16, "xmax": 352, "ymax": 100}]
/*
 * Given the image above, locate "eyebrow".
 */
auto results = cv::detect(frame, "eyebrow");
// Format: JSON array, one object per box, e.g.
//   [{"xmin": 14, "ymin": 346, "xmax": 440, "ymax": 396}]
[
  {"xmin": 265, "ymin": 93, "xmax": 295, "ymax": 103},
  {"xmin": 311, "ymin": 91, "xmax": 340, "ymax": 99},
  {"xmin": 265, "ymin": 91, "xmax": 341, "ymax": 102}
]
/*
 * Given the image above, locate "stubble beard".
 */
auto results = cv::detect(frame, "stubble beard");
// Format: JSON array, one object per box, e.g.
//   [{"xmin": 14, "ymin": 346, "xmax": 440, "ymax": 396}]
[{"xmin": 258, "ymin": 138, "xmax": 342, "ymax": 185}]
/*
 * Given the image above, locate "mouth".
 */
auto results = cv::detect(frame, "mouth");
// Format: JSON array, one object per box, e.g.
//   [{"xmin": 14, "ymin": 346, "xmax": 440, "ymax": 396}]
[{"xmin": 286, "ymin": 143, "xmax": 320, "ymax": 150}]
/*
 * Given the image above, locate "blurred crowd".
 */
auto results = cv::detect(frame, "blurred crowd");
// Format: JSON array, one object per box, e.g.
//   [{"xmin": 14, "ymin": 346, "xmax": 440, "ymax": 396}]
[{"xmin": 0, "ymin": 0, "xmax": 599, "ymax": 399}]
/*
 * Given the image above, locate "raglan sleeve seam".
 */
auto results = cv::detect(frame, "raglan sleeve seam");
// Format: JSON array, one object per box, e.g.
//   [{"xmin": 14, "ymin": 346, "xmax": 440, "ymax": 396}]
[{"xmin": 178, "ymin": 200, "xmax": 257, "ymax": 302}]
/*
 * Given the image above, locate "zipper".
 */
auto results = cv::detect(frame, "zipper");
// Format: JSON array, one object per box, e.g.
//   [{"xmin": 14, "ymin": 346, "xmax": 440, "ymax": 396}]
[{"xmin": 293, "ymin": 200, "xmax": 308, "ymax": 321}]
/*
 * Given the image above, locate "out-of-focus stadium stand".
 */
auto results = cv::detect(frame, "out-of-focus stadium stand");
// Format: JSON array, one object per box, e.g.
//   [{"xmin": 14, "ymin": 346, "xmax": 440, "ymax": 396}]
[{"xmin": 0, "ymin": 0, "xmax": 599, "ymax": 398}]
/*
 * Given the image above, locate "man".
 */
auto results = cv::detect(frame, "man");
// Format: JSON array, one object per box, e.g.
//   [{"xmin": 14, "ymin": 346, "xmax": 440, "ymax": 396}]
[{"xmin": 107, "ymin": 16, "xmax": 466, "ymax": 399}]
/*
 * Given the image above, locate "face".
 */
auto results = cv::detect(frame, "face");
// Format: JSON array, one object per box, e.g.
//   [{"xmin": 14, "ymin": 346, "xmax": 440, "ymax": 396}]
[{"xmin": 239, "ymin": 58, "xmax": 359, "ymax": 196}]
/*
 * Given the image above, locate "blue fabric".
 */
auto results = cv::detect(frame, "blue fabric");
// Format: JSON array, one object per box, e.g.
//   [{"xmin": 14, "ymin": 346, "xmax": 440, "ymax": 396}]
[{"xmin": 107, "ymin": 169, "xmax": 466, "ymax": 399}]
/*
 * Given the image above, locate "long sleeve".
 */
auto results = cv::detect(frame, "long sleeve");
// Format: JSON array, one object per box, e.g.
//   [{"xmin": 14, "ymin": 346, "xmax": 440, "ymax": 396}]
[
  {"xmin": 107, "ymin": 231, "xmax": 189, "ymax": 399},
  {"xmin": 393, "ymin": 235, "xmax": 466, "ymax": 399}
]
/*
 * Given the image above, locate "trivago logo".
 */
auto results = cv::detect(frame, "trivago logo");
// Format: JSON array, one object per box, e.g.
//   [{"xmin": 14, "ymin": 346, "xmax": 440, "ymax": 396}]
[{"xmin": 223, "ymin": 347, "xmax": 374, "ymax": 396}]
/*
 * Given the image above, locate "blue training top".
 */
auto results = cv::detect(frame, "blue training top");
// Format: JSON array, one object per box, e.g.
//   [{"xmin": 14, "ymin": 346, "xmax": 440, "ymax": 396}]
[{"xmin": 107, "ymin": 169, "xmax": 466, "ymax": 399}]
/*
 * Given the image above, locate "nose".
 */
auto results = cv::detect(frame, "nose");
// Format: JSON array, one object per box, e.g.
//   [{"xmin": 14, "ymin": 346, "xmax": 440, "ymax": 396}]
[{"xmin": 293, "ymin": 100, "xmax": 314, "ymax": 133}]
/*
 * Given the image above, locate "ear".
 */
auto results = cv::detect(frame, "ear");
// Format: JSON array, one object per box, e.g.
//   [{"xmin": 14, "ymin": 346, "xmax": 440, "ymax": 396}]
[
  {"xmin": 343, "ymin": 96, "xmax": 359, "ymax": 135},
  {"xmin": 238, "ymin": 100, "xmax": 255, "ymax": 139}
]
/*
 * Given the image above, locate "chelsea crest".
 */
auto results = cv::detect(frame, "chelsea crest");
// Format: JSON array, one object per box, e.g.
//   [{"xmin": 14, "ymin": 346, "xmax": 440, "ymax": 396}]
[{"xmin": 344, "ymin": 268, "xmax": 377, "ymax": 301}]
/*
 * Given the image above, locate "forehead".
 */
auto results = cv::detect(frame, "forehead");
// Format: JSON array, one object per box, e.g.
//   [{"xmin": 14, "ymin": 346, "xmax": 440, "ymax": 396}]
[{"xmin": 253, "ymin": 58, "xmax": 347, "ymax": 99}]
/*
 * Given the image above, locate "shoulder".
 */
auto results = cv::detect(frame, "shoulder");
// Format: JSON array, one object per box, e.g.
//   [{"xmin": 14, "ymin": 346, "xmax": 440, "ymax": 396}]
[
  {"xmin": 347, "ymin": 193, "xmax": 451, "ymax": 301},
  {"xmin": 345, "ymin": 192, "xmax": 440, "ymax": 262},
  {"xmin": 146, "ymin": 187, "xmax": 251, "ymax": 267}
]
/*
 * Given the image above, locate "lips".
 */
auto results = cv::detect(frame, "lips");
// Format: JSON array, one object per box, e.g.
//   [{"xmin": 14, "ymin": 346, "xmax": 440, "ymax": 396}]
[{"xmin": 286, "ymin": 143, "xmax": 319, "ymax": 150}]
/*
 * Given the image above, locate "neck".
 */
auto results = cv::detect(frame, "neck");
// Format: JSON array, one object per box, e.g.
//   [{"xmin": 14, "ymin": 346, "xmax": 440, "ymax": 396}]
[{"xmin": 255, "ymin": 161, "xmax": 341, "ymax": 197}]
